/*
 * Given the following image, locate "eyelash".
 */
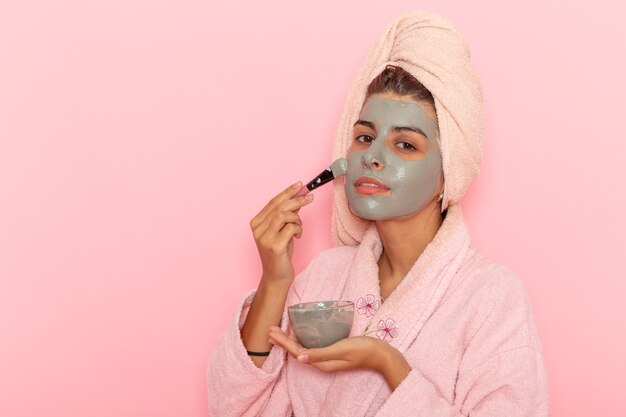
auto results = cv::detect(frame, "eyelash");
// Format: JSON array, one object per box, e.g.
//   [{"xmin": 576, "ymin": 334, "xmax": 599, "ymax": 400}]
[
  {"xmin": 396, "ymin": 142, "xmax": 416, "ymax": 151},
  {"xmin": 355, "ymin": 135, "xmax": 417, "ymax": 151}
]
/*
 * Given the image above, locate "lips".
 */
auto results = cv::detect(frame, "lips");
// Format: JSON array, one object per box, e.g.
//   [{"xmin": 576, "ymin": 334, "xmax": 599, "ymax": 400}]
[{"xmin": 354, "ymin": 176, "xmax": 390, "ymax": 195}]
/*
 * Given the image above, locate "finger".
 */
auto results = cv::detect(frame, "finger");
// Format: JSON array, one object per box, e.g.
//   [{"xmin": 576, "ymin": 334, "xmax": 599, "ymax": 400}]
[
  {"xmin": 250, "ymin": 181, "xmax": 303, "ymax": 229},
  {"xmin": 268, "ymin": 326, "xmax": 306, "ymax": 358},
  {"xmin": 291, "ymin": 195, "xmax": 314, "ymax": 215},
  {"xmin": 253, "ymin": 195, "xmax": 312, "ymax": 240},
  {"xmin": 271, "ymin": 211, "xmax": 302, "ymax": 230},
  {"xmin": 255, "ymin": 211, "xmax": 303, "ymax": 244},
  {"xmin": 311, "ymin": 359, "xmax": 352, "ymax": 372},
  {"xmin": 275, "ymin": 223, "xmax": 303, "ymax": 248},
  {"xmin": 276, "ymin": 194, "xmax": 314, "ymax": 213},
  {"xmin": 294, "ymin": 186, "xmax": 310, "ymax": 197},
  {"xmin": 254, "ymin": 194, "xmax": 313, "ymax": 240},
  {"xmin": 256, "ymin": 224, "xmax": 299, "ymax": 259},
  {"xmin": 269, "ymin": 326, "xmax": 302, "ymax": 347},
  {"xmin": 259, "ymin": 195, "xmax": 312, "ymax": 237},
  {"xmin": 297, "ymin": 343, "xmax": 347, "ymax": 364},
  {"xmin": 268, "ymin": 327, "xmax": 305, "ymax": 358}
]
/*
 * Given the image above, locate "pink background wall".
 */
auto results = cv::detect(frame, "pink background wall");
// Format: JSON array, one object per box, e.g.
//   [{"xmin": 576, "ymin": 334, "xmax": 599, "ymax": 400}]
[{"xmin": 1, "ymin": 1, "xmax": 624, "ymax": 416}]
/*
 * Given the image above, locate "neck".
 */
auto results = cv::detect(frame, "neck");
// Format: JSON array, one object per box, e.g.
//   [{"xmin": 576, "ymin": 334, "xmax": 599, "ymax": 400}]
[{"xmin": 375, "ymin": 201, "xmax": 444, "ymax": 290}]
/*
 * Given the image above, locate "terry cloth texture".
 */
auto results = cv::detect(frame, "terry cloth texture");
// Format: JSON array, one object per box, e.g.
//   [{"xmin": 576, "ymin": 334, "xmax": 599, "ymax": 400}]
[{"xmin": 207, "ymin": 204, "xmax": 551, "ymax": 416}]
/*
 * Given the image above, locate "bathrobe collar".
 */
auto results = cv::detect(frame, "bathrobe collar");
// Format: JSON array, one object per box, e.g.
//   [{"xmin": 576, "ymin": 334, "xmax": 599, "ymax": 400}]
[
  {"xmin": 345, "ymin": 202, "xmax": 472, "ymax": 350},
  {"xmin": 320, "ymin": 203, "xmax": 473, "ymax": 416}
]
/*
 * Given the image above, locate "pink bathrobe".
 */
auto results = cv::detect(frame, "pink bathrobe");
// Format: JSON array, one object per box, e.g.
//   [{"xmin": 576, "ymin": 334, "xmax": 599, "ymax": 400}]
[{"xmin": 206, "ymin": 204, "xmax": 551, "ymax": 416}]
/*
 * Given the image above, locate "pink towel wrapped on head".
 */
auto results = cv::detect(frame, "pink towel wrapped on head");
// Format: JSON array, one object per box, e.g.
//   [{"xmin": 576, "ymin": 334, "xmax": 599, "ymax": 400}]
[{"xmin": 332, "ymin": 10, "xmax": 485, "ymax": 245}]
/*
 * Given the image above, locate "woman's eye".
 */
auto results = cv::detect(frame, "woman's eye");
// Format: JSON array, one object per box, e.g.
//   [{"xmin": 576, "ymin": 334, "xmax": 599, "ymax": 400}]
[
  {"xmin": 396, "ymin": 141, "xmax": 416, "ymax": 151},
  {"xmin": 356, "ymin": 135, "xmax": 374, "ymax": 143}
]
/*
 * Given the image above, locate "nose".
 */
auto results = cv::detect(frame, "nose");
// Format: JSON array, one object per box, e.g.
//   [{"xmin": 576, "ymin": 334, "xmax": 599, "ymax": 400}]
[
  {"xmin": 361, "ymin": 138, "xmax": 385, "ymax": 170},
  {"xmin": 361, "ymin": 151, "xmax": 384, "ymax": 170}
]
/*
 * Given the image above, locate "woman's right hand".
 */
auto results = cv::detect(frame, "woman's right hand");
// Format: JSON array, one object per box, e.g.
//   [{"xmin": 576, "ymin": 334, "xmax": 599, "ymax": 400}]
[{"xmin": 250, "ymin": 181, "xmax": 314, "ymax": 288}]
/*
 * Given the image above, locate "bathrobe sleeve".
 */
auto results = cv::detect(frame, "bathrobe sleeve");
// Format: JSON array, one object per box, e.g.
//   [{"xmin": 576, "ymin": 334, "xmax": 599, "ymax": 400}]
[
  {"xmin": 206, "ymin": 259, "xmax": 316, "ymax": 417},
  {"xmin": 374, "ymin": 270, "xmax": 551, "ymax": 417}
]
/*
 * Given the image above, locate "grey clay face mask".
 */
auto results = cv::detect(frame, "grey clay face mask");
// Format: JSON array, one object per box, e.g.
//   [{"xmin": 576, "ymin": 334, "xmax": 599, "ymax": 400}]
[{"xmin": 345, "ymin": 95, "xmax": 443, "ymax": 220}]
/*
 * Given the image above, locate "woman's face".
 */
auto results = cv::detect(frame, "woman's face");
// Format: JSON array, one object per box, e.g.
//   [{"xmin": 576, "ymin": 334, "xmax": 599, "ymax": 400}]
[{"xmin": 345, "ymin": 93, "xmax": 443, "ymax": 221}]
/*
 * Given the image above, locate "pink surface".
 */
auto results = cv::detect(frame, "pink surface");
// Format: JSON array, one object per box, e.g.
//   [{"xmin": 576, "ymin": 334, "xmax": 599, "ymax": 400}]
[{"xmin": 0, "ymin": 1, "xmax": 624, "ymax": 416}]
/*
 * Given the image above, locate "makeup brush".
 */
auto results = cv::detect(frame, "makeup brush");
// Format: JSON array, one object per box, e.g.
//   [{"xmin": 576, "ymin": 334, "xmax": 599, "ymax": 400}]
[{"xmin": 295, "ymin": 158, "xmax": 348, "ymax": 197}]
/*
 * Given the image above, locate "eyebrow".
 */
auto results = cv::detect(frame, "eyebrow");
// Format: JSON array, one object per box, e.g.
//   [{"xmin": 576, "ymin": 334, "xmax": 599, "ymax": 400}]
[{"xmin": 354, "ymin": 119, "xmax": 429, "ymax": 139}]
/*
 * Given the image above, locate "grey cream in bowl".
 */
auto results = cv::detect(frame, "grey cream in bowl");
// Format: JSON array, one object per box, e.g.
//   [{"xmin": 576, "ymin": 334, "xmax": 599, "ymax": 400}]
[{"xmin": 288, "ymin": 300, "xmax": 354, "ymax": 348}]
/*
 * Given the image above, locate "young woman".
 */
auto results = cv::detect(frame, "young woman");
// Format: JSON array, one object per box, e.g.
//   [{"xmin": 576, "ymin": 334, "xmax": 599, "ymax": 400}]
[{"xmin": 207, "ymin": 11, "xmax": 550, "ymax": 417}]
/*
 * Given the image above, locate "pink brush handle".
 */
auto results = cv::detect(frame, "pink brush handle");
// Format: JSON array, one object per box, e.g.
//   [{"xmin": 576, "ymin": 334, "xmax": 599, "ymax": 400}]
[{"xmin": 294, "ymin": 186, "xmax": 310, "ymax": 197}]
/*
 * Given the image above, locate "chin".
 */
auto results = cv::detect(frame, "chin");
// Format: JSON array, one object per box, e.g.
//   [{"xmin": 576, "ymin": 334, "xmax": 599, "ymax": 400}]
[
  {"xmin": 347, "ymin": 205, "xmax": 373, "ymax": 222},
  {"xmin": 349, "ymin": 204, "xmax": 426, "ymax": 222}
]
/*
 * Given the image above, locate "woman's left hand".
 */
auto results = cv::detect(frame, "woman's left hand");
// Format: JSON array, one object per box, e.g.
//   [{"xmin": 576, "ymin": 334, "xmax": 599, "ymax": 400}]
[{"xmin": 268, "ymin": 325, "xmax": 393, "ymax": 374}]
